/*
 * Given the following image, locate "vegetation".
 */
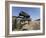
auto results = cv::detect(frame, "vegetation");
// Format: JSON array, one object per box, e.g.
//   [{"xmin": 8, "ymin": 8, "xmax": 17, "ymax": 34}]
[
  {"xmin": 12, "ymin": 18, "xmax": 17, "ymax": 30},
  {"xmin": 19, "ymin": 11, "xmax": 30, "ymax": 18},
  {"xmin": 12, "ymin": 11, "xmax": 40, "ymax": 31}
]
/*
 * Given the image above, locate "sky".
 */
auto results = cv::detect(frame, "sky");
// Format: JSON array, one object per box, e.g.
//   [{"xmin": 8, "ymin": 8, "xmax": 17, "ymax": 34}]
[{"xmin": 12, "ymin": 7, "xmax": 40, "ymax": 20}]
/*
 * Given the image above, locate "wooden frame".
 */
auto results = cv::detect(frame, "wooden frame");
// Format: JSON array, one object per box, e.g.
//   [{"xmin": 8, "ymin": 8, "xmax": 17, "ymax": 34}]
[{"xmin": 5, "ymin": 1, "xmax": 45, "ymax": 37}]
